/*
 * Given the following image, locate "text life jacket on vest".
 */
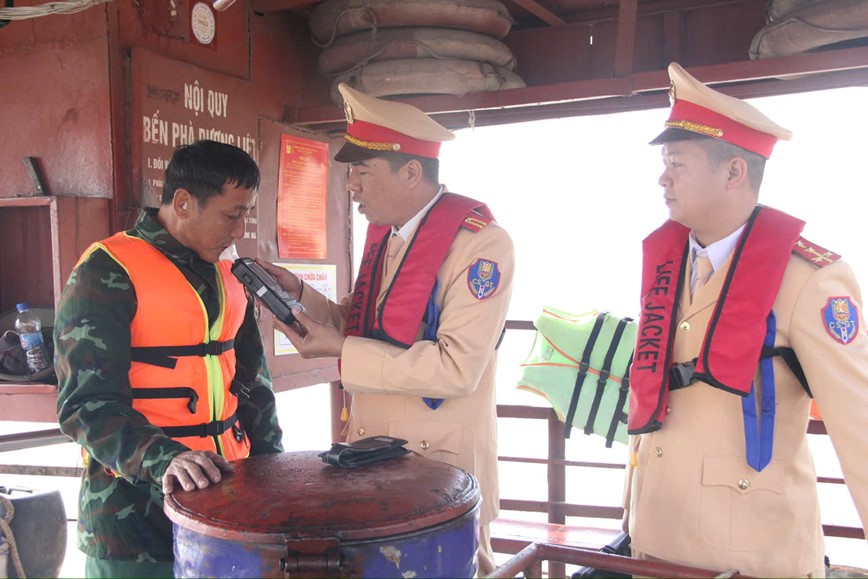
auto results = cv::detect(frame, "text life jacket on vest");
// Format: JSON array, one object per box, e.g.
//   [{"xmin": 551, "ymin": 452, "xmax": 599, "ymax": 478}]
[
  {"xmin": 346, "ymin": 192, "xmax": 493, "ymax": 348},
  {"xmin": 628, "ymin": 206, "xmax": 805, "ymax": 435},
  {"xmin": 95, "ymin": 232, "xmax": 251, "ymax": 460}
]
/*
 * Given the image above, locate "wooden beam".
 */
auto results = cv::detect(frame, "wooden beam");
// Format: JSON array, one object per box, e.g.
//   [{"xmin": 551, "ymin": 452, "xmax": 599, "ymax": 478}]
[
  {"xmin": 0, "ymin": 428, "xmax": 69, "ymax": 453},
  {"xmin": 491, "ymin": 543, "xmax": 756, "ymax": 579},
  {"xmin": 662, "ymin": 10, "xmax": 683, "ymax": 65},
  {"xmin": 288, "ymin": 45, "xmax": 868, "ymax": 130},
  {"xmin": 0, "ymin": 384, "xmax": 59, "ymax": 422},
  {"xmin": 510, "ymin": 0, "xmax": 567, "ymax": 26},
  {"xmin": 251, "ymin": 0, "xmax": 319, "ymax": 13},
  {"xmin": 613, "ymin": 0, "xmax": 638, "ymax": 75}
]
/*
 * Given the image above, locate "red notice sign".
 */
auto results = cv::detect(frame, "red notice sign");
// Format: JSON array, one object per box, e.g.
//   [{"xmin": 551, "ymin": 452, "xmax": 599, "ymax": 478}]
[{"xmin": 276, "ymin": 134, "xmax": 328, "ymax": 259}]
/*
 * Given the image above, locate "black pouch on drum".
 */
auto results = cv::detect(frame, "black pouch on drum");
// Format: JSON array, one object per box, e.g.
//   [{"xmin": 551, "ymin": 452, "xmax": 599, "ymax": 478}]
[
  {"xmin": 320, "ymin": 435, "xmax": 411, "ymax": 468},
  {"xmin": 572, "ymin": 532, "xmax": 632, "ymax": 578}
]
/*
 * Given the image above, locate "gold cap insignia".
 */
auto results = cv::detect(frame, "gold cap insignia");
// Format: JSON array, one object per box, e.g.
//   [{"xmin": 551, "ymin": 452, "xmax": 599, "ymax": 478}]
[{"xmin": 343, "ymin": 101, "xmax": 354, "ymax": 124}]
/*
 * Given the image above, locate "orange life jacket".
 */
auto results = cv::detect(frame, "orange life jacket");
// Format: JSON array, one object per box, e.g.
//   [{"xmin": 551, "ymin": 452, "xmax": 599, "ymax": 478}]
[{"xmin": 96, "ymin": 232, "xmax": 250, "ymax": 460}]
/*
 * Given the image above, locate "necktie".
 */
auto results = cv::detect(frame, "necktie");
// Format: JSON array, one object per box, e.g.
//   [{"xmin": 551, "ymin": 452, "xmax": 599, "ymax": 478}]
[
  {"xmin": 693, "ymin": 253, "xmax": 713, "ymax": 295},
  {"xmin": 387, "ymin": 233, "xmax": 404, "ymax": 258}
]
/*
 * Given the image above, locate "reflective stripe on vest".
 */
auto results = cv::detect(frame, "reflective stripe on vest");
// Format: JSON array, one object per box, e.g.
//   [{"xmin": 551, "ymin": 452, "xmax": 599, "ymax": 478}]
[{"xmin": 96, "ymin": 232, "xmax": 250, "ymax": 459}]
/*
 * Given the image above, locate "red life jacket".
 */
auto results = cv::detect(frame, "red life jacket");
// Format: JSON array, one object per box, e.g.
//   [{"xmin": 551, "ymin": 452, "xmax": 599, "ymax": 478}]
[
  {"xmin": 628, "ymin": 206, "xmax": 805, "ymax": 434},
  {"xmin": 346, "ymin": 192, "xmax": 492, "ymax": 347},
  {"xmin": 95, "ymin": 232, "xmax": 251, "ymax": 459}
]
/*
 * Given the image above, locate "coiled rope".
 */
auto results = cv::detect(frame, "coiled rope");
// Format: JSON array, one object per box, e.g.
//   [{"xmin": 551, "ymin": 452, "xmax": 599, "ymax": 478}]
[{"xmin": 0, "ymin": 495, "xmax": 26, "ymax": 578}]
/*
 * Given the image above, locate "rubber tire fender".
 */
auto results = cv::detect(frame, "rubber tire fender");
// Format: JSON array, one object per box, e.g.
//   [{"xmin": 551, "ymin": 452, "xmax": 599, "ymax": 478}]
[
  {"xmin": 319, "ymin": 26, "xmax": 517, "ymax": 75},
  {"xmin": 750, "ymin": 0, "xmax": 868, "ymax": 58},
  {"xmin": 309, "ymin": 0, "xmax": 513, "ymax": 45},
  {"xmin": 330, "ymin": 57, "xmax": 526, "ymax": 103}
]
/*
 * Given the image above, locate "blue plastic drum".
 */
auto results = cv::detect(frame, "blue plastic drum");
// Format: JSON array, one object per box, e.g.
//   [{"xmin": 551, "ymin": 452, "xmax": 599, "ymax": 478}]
[{"xmin": 164, "ymin": 450, "xmax": 480, "ymax": 578}]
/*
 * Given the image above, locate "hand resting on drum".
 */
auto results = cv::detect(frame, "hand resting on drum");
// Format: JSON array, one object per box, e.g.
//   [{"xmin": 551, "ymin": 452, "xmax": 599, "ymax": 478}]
[{"xmin": 162, "ymin": 450, "xmax": 234, "ymax": 494}]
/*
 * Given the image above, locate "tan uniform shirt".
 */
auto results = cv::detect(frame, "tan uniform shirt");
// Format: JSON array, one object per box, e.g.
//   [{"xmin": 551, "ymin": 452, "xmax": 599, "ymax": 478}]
[
  {"xmin": 626, "ymin": 249, "xmax": 868, "ymax": 577},
  {"xmin": 301, "ymin": 219, "xmax": 515, "ymax": 528}
]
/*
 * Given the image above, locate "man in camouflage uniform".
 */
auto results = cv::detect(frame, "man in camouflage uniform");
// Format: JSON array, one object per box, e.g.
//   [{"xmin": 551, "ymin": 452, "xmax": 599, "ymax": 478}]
[{"xmin": 55, "ymin": 140, "xmax": 284, "ymax": 578}]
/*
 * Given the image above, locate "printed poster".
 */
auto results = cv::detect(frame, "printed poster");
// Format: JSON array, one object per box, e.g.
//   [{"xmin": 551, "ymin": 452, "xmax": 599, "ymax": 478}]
[
  {"xmin": 276, "ymin": 133, "xmax": 328, "ymax": 259},
  {"xmin": 274, "ymin": 263, "xmax": 338, "ymax": 356}
]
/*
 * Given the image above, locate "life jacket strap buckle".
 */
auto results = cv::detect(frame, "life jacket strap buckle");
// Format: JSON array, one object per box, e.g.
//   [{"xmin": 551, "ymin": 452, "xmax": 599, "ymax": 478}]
[
  {"xmin": 230, "ymin": 380, "xmax": 251, "ymax": 400},
  {"xmin": 670, "ymin": 359, "xmax": 698, "ymax": 390}
]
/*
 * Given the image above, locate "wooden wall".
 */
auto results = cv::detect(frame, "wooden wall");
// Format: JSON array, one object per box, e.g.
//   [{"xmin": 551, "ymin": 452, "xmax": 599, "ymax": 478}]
[{"xmin": 0, "ymin": 1, "xmax": 347, "ymax": 392}]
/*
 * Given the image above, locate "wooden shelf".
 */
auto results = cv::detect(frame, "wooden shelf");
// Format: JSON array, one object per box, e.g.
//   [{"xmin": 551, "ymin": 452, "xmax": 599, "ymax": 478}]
[
  {"xmin": 0, "ymin": 195, "xmax": 110, "ymax": 313},
  {"xmin": 0, "ymin": 196, "xmax": 53, "ymax": 207},
  {"xmin": 0, "ymin": 383, "xmax": 59, "ymax": 422},
  {"xmin": 0, "ymin": 195, "xmax": 110, "ymax": 422}
]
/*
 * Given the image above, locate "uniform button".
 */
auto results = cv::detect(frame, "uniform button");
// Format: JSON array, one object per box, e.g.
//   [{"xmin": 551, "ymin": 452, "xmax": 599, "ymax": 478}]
[
  {"xmin": 655, "ymin": 447, "xmax": 663, "ymax": 457},
  {"xmin": 357, "ymin": 427, "xmax": 365, "ymax": 436},
  {"xmin": 738, "ymin": 479, "xmax": 750, "ymax": 490},
  {"xmin": 679, "ymin": 321, "xmax": 691, "ymax": 332},
  {"xmin": 420, "ymin": 440, "xmax": 430, "ymax": 451}
]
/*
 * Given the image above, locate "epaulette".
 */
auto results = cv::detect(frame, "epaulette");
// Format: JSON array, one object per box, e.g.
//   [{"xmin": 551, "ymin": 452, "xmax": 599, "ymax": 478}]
[
  {"xmin": 461, "ymin": 209, "xmax": 492, "ymax": 232},
  {"xmin": 792, "ymin": 236, "xmax": 840, "ymax": 268}
]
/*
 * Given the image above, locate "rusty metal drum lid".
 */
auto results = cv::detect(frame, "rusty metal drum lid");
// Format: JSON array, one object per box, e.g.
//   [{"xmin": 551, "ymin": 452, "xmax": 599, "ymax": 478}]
[{"xmin": 164, "ymin": 451, "xmax": 480, "ymax": 544}]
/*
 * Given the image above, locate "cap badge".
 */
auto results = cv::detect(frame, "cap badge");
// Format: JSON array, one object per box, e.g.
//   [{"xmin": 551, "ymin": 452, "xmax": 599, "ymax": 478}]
[
  {"xmin": 343, "ymin": 101, "xmax": 354, "ymax": 124},
  {"xmin": 668, "ymin": 80, "xmax": 676, "ymax": 107}
]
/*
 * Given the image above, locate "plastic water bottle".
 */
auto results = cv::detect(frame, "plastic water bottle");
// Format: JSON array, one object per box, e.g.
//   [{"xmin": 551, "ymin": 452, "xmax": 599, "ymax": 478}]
[{"xmin": 15, "ymin": 303, "xmax": 50, "ymax": 374}]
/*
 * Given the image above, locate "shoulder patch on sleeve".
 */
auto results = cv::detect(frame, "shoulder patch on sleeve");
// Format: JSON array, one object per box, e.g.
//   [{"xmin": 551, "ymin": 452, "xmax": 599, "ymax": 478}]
[
  {"xmin": 468, "ymin": 258, "xmax": 501, "ymax": 300},
  {"xmin": 822, "ymin": 296, "xmax": 859, "ymax": 345},
  {"xmin": 461, "ymin": 209, "xmax": 492, "ymax": 233},
  {"xmin": 793, "ymin": 236, "xmax": 840, "ymax": 268}
]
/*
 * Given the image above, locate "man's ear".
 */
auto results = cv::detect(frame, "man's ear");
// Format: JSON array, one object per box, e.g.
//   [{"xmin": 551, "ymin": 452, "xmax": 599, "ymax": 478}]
[
  {"xmin": 174, "ymin": 189, "xmax": 192, "ymax": 216},
  {"xmin": 725, "ymin": 157, "xmax": 748, "ymax": 189},
  {"xmin": 402, "ymin": 159, "xmax": 423, "ymax": 188}
]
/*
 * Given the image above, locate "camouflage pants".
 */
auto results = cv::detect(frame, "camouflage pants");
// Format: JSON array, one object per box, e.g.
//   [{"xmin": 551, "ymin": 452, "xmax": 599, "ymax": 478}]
[{"xmin": 85, "ymin": 555, "xmax": 173, "ymax": 578}]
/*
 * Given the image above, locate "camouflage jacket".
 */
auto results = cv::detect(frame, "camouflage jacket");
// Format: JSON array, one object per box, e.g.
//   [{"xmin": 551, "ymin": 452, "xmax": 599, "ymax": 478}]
[{"xmin": 54, "ymin": 209, "xmax": 284, "ymax": 562}]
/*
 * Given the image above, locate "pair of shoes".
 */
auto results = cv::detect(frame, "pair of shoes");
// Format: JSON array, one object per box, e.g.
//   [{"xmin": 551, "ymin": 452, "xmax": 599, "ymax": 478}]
[{"xmin": 0, "ymin": 330, "xmax": 27, "ymax": 376}]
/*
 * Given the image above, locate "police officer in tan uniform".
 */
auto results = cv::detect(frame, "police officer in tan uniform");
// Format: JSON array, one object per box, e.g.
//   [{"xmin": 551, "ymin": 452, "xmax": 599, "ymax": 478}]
[
  {"xmin": 624, "ymin": 63, "xmax": 868, "ymax": 577},
  {"xmin": 261, "ymin": 84, "xmax": 514, "ymax": 574}
]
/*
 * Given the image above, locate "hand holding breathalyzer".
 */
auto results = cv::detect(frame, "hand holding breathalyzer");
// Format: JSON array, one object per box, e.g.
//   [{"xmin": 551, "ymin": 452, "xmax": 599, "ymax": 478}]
[
  {"xmin": 230, "ymin": 258, "xmax": 303, "ymax": 325},
  {"xmin": 233, "ymin": 259, "xmax": 344, "ymax": 358},
  {"xmin": 273, "ymin": 306, "xmax": 346, "ymax": 359}
]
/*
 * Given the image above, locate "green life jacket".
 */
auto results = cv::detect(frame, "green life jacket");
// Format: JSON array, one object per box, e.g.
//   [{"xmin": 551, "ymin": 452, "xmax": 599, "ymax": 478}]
[{"xmin": 518, "ymin": 306, "xmax": 637, "ymax": 446}]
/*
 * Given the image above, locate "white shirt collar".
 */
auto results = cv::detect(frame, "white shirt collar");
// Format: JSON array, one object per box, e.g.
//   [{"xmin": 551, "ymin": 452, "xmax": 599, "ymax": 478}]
[
  {"xmin": 688, "ymin": 224, "xmax": 746, "ymax": 273},
  {"xmin": 392, "ymin": 185, "xmax": 445, "ymax": 241}
]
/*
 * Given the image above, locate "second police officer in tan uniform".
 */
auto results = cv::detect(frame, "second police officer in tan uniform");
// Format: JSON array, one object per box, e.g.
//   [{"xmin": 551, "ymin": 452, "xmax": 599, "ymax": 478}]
[
  {"xmin": 625, "ymin": 63, "xmax": 868, "ymax": 577},
  {"xmin": 261, "ymin": 83, "xmax": 514, "ymax": 574}
]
